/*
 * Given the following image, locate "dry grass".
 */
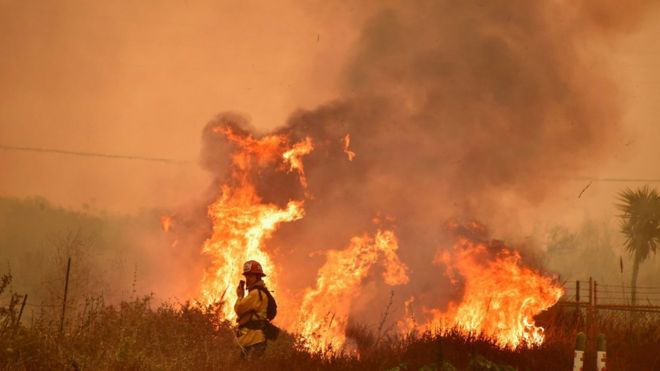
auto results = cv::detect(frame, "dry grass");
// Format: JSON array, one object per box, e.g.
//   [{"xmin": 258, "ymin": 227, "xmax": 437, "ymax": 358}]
[{"xmin": 2, "ymin": 276, "xmax": 659, "ymax": 371}]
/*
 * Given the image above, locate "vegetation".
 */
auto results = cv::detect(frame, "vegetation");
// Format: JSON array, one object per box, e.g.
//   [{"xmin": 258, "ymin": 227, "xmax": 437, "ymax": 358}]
[
  {"xmin": 617, "ymin": 186, "xmax": 660, "ymax": 305},
  {"xmin": 1, "ymin": 277, "xmax": 659, "ymax": 371},
  {"xmin": 2, "ymin": 197, "xmax": 660, "ymax": 370}
]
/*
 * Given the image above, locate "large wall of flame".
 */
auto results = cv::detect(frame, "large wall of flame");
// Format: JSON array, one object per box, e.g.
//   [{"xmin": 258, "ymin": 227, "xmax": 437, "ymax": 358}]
[{"xmin": 196, "ymin": 1, "xmax": 660, "ymax": 324}]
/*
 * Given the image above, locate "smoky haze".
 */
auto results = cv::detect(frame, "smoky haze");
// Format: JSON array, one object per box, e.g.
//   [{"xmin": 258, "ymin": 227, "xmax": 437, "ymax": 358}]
[
  {"xmin": 194, "ymin": 0, "xmax": 659, "ymax": 320},
  {"xmin": 3, "ymin": 0, "xmax": 660, "ymax": 331}
]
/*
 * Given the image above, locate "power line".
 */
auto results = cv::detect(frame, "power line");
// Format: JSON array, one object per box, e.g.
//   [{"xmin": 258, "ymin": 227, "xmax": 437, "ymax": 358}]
[
  {"xmin": 572, "ymin": 176, "xmax": 660, "ymax": 183},
  {"xmin": 2, "ymin": 144, "xmax": 660, "ymax": 182},
  {"xmin": 0, "ymin": 144, "xmax": 192, "ymax": 164}
]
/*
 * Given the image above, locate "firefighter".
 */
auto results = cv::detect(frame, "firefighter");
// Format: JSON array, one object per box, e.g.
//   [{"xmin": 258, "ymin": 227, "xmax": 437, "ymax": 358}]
[{"xmin": 235, "ymin": 260, "xmax": 269, "ymax": 359}]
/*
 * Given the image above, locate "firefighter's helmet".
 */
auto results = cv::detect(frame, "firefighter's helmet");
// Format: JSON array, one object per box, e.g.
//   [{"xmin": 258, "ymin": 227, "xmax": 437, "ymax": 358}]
[{"xmin": 242, "ymin": 260, "xmax": 266, "ymax": 277}]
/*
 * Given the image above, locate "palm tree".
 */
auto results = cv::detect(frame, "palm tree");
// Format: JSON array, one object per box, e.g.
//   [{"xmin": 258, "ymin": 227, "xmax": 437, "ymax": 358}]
[{"xmin": 617, "ymin": 186, "xmax": 660, "ymax": 305}]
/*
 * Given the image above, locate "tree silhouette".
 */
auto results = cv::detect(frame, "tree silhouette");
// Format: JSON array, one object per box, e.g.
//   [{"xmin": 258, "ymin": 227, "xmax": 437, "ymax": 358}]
[{"xmin": 617, "ymin": 186, "xmax": 660, "ymax": 305}]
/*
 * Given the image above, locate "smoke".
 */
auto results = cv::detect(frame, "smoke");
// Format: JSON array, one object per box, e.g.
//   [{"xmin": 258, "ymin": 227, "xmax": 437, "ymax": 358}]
[
  {"xmin": 192, "ymin": 1, "xmax": 657, "ymax": 331},
  {"xmin": 280, "ymin": 1, "xmax": 631, "ymax": 217},
  {"xmin": 2, "ymin": 2, "xmax": 657, "ymax": 336}
]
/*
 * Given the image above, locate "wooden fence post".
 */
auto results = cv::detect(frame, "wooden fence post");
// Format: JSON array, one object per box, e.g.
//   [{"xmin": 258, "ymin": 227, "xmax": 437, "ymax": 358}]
[
  {"xmin": 593, "ymin": 280, "xmax": 600, "ymax": 352},
  {"xmin": 15, "ymin": 294, "xmax": 27, "ymax": 331},
  {"xmin": 594, "ymin": 281, "xmax": 598, "ymax": 307},
  {"xmin": 587, "ymin": 277, "xmax": 593, "ymax": 335},
  {"xmin": 576, "ymin": 280, "xmax": 581, "ymax": 322},
  {"xmin": 59, "ymin": 257, "xmax": 71, "ymax": 337}
]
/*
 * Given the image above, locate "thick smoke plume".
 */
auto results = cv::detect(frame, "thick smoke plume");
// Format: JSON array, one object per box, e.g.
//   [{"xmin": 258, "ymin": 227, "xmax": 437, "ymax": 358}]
[{"xmin": 196, "ymin": 1, "xmax": 655, "ymax": 331}]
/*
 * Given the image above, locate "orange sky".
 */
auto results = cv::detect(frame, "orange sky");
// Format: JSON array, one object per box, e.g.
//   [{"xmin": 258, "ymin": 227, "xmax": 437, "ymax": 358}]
[
  {"xmin": 0, "ymin": 0, "xmax": 360, "ymax": 212},
  {"xmin": 1, "ymin": 0, "xmax": 659, "ymax": 223}
]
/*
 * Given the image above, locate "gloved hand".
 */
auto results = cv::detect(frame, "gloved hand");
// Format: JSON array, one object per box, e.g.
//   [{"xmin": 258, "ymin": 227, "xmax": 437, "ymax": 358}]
[{"xmin": 237, "ymin": 281, "xmax": 245, "ymax": 299}]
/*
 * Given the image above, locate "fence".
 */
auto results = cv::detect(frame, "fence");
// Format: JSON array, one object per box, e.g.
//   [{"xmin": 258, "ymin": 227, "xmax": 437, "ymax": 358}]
[{"xmin": 558, "ymin": 277, "xmax": 660, "ymax": 313}]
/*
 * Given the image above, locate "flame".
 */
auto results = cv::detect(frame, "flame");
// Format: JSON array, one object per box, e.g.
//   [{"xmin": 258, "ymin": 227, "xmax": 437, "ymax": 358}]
[
  {"xmin": 197, "ymin": 126, "xmax": 562, "ymax": 352},
  {"xmin": 200, "ymin": 126, "xmax": 312, "ymax": 320},
  {"xmin": 160, "ymin": 215, "xmax": 173, "ymax": 232},
  {"xmin": 283, "ymin": 137, "xmax": 314, "ymax": 190},
  {"xmin": 297, "ymin": 230, "xmax": 408, "ymax": 354},
  {"xmin": 343, "ymin": 134, "xmax": 356, "ymax": 161},
  {"xmin": 422, "ymin": 237, "xmax": 563, "ymax": 349},
  {"xmin": 397, "ymin": 296, "xmax": 417, "ymax": 334}
]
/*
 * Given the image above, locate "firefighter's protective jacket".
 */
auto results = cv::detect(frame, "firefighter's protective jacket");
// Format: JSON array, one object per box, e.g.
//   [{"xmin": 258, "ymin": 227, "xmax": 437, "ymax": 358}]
[{"xmin": 234, "ymin": 281, "xmax": 269, "ymax": 347}]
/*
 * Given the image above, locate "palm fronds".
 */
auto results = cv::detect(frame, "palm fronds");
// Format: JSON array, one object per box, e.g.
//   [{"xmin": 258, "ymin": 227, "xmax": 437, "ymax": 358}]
[{"xmin": 616, "ymin": 186, "xmax": 660, "ymax": 262}]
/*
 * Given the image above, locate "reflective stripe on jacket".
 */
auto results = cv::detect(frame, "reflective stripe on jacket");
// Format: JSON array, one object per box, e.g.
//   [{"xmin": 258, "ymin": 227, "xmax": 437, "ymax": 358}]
[{"xmin": 234, "ymin": 281, "xmax": 269, "ymax": 347}]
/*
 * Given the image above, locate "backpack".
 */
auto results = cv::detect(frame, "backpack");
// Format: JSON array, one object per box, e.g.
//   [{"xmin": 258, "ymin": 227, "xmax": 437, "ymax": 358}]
[
  {"xmin": 253, "ymin": 286, "xmax": 280, "ymax": 340},
  {"xmin": 254, "ymin": 285, "xmax": 277, "ymax": 321}
]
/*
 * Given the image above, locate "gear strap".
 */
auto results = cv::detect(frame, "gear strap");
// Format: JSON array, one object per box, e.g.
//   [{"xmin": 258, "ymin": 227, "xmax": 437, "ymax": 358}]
[{"xmin": 236, "ymin": 288, "xmax": 265, "ymax": 325}]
